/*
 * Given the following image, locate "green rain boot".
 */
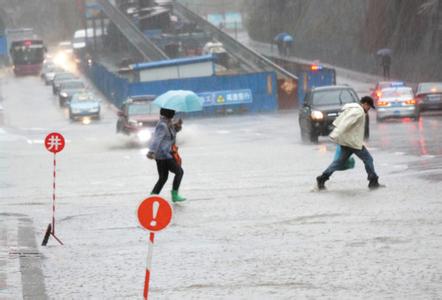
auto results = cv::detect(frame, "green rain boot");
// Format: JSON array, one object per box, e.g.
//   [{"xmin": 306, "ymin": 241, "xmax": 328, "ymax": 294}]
[{"xmin": 171, "ymin": 190, "xmax": 186, "ymax": 202}]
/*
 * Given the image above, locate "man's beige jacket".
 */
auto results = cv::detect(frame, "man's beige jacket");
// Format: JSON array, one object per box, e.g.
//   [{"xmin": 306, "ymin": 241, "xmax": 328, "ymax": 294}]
[{"xmin": 329, "ymin": 103, "xmax": 366, "ymax": 150}]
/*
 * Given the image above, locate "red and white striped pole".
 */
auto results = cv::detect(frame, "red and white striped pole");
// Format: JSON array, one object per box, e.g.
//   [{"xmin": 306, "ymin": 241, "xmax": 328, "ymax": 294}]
[
  {"xmin": 137, "ymin": 196, "xmax": 173, "ymax": 299},
  {"xmin": 143, "ymin": 232, "xmax": 155, "ymax": 300},
  {"xmin": 51, "ymin": 153, "xmax": 63, "ymax": 245},
  {"xmin": 52, "ymin": 153, "xmax": 56, "ymax": 234},
  {"xmin": 42, "ymin": 132, "xmax": 65, "ymax": 246}
]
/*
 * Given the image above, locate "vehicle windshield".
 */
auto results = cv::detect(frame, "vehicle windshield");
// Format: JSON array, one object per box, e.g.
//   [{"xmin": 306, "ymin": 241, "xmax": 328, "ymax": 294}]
[
  {"xmin": 73, "ymin": 36, "xmax": 85, "ymax": 45},
  {"xmin": 43, "ymin": 66, "xmax": 55, "ymax": 73},
  {"xmin": 312, "ymin": 89, "xmax": 357, "ymax": 106},
  {"xmin": 127, "ymin": 103, "xmax": 160, "ymax": 115},
  {"xmin": 61, "ymin": 81, "xmax": 84, "ymax": 89},
  {"xmin": 72, "ymin": 94, "xmax": 95, "ymax": 102},
  {"xmin": 417, "ymin": 83, "xmax": 442, "ymax": 94},
  {"xmin": 55, "ymin": 73, "xmax": 75, "ymax": 81},
  {"xmin": 11, "ymin": 46, "xmax": 45, "ymax": 64},
  {"xmin": 58, "ymin": 42, "xmax": 72, "ymax": 51},
  {"xmin": 43, "ymin": 63, "xmax": 55, "ymax": 71},
  {"xmin": 381, "ymin": 88, "xmax": 413, "ymax": 98}
]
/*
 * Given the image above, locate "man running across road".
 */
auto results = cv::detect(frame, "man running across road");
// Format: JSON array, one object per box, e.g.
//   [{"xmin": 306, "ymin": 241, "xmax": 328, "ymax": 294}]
[{"xmin": 316, "ymin": 96, "xmax": 384, "ymax": 190}]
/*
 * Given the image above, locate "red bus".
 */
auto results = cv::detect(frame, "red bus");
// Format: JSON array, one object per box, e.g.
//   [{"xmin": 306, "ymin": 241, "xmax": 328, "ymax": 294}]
[{"xmin": 10, "ymin": 39, "xmax": 46, "ymax": 76}]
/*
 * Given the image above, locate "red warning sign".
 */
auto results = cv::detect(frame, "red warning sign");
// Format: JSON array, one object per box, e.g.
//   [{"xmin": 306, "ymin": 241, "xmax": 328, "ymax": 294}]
[
  {"xmin": 137, "ymin": 196, "xmax": 172, "ymax": 232},
  {"xmin": 44, "ymin": 132, "xmax": 65, "ymax": 154}
]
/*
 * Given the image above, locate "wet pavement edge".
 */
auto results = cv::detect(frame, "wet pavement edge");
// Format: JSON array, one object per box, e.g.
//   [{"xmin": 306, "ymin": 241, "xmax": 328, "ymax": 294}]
[{"xmin": 0, "ymin": 213, "xmax": 47, "ymax": 300}]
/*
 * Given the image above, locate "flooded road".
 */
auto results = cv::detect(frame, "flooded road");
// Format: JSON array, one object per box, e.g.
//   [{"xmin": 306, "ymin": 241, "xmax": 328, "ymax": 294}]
[{"xmin": 1, "ymin": 71, "xmax": 441, "ymax": 299}]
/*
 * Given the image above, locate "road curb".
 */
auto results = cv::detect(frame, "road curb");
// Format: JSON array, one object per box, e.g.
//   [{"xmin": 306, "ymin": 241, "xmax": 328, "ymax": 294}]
[{"xmin": 0, "ymin": 213, "xmax": 48, "ymax": 300}]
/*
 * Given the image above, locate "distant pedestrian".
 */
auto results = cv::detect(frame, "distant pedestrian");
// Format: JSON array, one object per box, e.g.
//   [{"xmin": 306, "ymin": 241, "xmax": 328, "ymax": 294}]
[
  {"xmin": 316, "ymin": 96, "xmax": 384, "ymax": 190},
  {"xmin": 381, "ymin": 54, "xmax": 391, "ymax": 79},
  {"xmin": 282, "ymin": 35, "xmax": 293, "ymax": 57},
  {"xmin": 147, "ymin": 108, "xmax": 186, "ymax": 202},
  {"xmin": 284, "ymin": 40, "xmax": 293, "ymax": 56},
  {"xmin": 276, "ymin": 39, "xmax": 283, "ymax": 56}
]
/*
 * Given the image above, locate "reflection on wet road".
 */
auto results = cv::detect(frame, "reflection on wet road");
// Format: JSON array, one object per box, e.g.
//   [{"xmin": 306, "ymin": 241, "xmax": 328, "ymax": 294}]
[
  {"xmin": 315, "ymin": 110, "xmax": 442, "ymax": 181},
  {"xmin": 370, "ymin": 112, "xmax": 442, "ymax": 157}
]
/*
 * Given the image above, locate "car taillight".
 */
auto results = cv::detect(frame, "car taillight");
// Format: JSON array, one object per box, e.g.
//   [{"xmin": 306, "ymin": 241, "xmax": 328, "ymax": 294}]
[
  {"xmin": 377, "ymin": 101, "xmax": 390, "ymax": 107},
  {"xmin": 404, "ymin": 99, "xmax": 416, "ymax": 105}
]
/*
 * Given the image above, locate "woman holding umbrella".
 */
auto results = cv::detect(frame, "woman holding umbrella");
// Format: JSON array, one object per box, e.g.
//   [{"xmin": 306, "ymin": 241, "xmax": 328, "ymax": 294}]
[
  {"xmin": 147, "ymin": 108, "xmax": 186, "ymax": 202},
  {"xmin": 146, "ymin": 90, "xmax": 204, "ymax": 203}
]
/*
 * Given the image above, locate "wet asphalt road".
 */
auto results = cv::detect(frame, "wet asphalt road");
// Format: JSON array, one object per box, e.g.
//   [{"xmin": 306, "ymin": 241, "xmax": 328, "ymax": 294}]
[{"xmin": 1, "ymin": 70, "xmax": 442, "ymax": 299}]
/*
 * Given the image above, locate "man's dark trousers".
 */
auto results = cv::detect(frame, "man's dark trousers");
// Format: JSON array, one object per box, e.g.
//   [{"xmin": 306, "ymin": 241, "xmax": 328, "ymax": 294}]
[{"xmin": 321, "ymin": 145, "xmax": 378, "ymax": 181}]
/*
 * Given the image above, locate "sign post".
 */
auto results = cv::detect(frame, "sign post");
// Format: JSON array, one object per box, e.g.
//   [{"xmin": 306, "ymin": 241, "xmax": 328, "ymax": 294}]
[
  {"xmin": 137, "ymin": 196, "xmax": 173, "ymax": 300},
  {"xmin": 42, "ymin": 132, "xmax": 65, "ymax": 246}
]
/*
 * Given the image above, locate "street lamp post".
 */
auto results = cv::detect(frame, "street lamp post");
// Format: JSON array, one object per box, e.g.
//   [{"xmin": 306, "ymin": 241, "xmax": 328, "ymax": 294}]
[{"xmin": 269, "ymin": 0, "xmax": 272, "ymax": 54}]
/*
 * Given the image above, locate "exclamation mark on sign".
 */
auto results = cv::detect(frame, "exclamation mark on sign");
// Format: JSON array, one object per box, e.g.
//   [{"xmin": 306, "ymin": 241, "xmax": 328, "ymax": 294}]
[{"xmin": 150, "ymin": 201, "xmax": 160, "ymax": 227}]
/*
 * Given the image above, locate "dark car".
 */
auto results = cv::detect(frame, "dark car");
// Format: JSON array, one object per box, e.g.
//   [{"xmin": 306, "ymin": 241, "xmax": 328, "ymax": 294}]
[
  {"xmin": 52, "ymin": 72, "xmax": 77, "ymax": 95},
  {"xmin": 116, "ymin": 95, "xmax": 159, "ymax": 143},
  {"xmin": 58, "ymin": 80, "xmax": 87, "ymax": 107},
  {"xmin": 415, "ymin": 82, "xmax": 442, "ymax": 112},
  {"xmin": 299, "ymin": 85, "xmax": 369, "ymax": 143}
]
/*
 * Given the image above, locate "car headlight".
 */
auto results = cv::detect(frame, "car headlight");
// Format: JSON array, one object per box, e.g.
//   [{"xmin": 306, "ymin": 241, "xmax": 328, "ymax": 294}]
[
  {"xmin": 128, "ymin": 119, "xmax": 142, "ymax": 126},
  {"xmin": 137, "ymin": 129, "xmax": 151, "ymax": 142},
  {"xmin": 71, "ymin": 108, "xmax": 81, "ymax": 113},
  {"xmin": 311, "ymin": 110, "xmax": 324, "ymax": 120},
  {"xmin": 60, "ymin": 92, "xmax": 68, "ymax": 98},
  {"xmin": 89, "ymin": 106, "xmax": 100, "ymax": 112}
]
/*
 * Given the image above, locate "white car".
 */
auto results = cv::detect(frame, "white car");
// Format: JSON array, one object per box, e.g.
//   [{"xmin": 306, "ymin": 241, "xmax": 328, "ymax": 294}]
[
  {"xmin": 203, "ymin": 41, "xmax": 229, "ymax": 68},
  {"xmin": 376, "ymin": 86, "xmax": 419, "ymax": 122}
]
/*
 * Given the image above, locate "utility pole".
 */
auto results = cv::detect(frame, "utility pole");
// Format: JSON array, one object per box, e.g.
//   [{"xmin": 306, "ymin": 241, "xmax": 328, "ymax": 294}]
[
  {"xmin": 438, "ymin": 0, "xmax": 442, "ymax": 56},
  {"xmin": 268, "ymin": 0, "xmax": 272, "ymax": 53}
]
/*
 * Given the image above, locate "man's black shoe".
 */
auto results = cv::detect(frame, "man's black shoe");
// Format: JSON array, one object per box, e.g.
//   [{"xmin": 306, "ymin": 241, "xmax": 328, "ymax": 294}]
[
  {"xmin": 316, "ymin": 176, "xmax": 326, "ymax": 190},
  {"xmin": 368, "ymin": 179, "xmax": 385, "ymax": 189}
]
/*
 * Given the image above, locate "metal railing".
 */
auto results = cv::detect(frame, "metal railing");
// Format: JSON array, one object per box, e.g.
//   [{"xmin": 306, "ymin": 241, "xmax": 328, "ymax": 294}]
[
  {"xmin": 97, "ymin": 0, "xmax": 168, "ymax": 61},
  {"xmin": 173, "ymin": 1, "xmax": 298, "ymax": 80}
]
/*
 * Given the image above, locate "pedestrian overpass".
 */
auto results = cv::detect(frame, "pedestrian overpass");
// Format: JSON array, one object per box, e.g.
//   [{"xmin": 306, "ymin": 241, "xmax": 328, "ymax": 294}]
[
  {"xmin": 93, "ymin": 0, "xmax": 297, "ymax": 81},
  {"xmin": 86, "ymin": 0, "xmax": 300, "ymax": 108}
]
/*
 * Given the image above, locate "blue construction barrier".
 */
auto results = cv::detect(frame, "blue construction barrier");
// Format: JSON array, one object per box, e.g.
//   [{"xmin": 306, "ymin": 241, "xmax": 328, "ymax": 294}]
[
  {"xmin": 84, "ymin": 62, "xmax": 278, "ymax": 115},
  {"xmin": 297, "ymin": 68, "xmax": 336, "ymax": 106},
  {"xmin": 264, "ymin": 55, "xmax": 336, "ymax": 106},
  {"xmin": 0, "ymin": 36, "xmax": 8, "ymax": 63},
  {"xmin": 84, "ymin": 63, "xmax": 129, "ymax": 107},
  {"xmin": 129, "ymin": 72, "xmax": 277, "ymax": 115}
]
